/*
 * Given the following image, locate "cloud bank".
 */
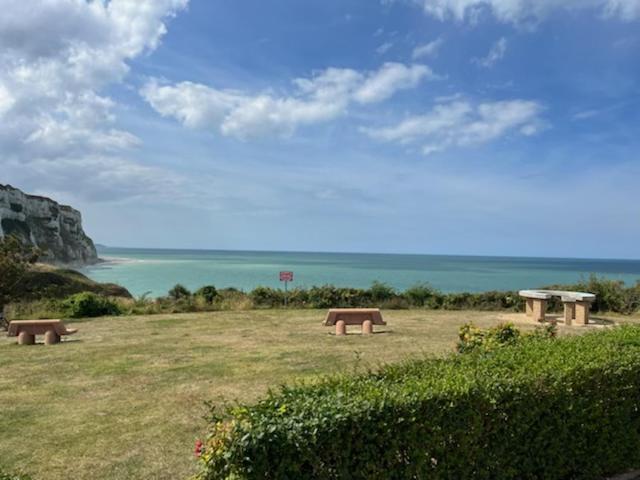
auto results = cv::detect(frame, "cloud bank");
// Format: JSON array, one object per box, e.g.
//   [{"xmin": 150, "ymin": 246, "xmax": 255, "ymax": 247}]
[
  {"xmin": 0, "ymin": 0, "xmax": 189, "ymax": 201},
  {"xmin": 363, "ymin": 98, "xmax": 545, "ymax": 154},
  {"xmin": 409, "ymin": 0, "xmax": 640, "ymax": 24},
  {"xmin": 141, "ymin": 63, "xmax": 436, "ymax": 138}
]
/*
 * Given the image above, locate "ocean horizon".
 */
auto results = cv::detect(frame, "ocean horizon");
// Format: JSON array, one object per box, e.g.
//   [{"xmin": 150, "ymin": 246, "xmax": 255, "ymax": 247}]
[{"xmin": 83, "ymin": 246, "xmax": 640, "ymax": 298}]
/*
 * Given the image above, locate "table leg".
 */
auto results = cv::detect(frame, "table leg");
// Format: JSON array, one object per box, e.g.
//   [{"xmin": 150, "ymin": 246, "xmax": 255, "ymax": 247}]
[
  {"xmin": 525, "ymin": 298, "xmax": 534, "ymax": 317},
  {"xmin": 532, "ymin": 299, "xmax": 547, "ymax": 322},
  {"xmin": 563, "ymin": 302, "xmax": 575, "ymax": 326},
  {"xmin": 575, "ymin": 302, "xmax": 590, "ymax": 326}
]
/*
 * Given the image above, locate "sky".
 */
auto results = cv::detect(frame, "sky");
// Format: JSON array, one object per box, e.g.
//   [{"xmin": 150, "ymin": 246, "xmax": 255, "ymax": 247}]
[{"xmin": 1, "ymin": 0, "xmax": 639, "ymax": 258}]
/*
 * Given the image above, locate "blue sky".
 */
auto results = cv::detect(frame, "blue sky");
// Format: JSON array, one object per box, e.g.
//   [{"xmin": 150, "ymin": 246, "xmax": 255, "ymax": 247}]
[{"xmin": 1, "ymin": 0, "xmax": 639, "ymax": 258}]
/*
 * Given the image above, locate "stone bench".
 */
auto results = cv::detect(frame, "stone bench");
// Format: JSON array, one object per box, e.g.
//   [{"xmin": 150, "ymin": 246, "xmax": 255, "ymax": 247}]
[
  {"xmin": 7, "ymin": 320, "xmax": 78, "ymax": 345},
  {"xmin": 324, "ymin": 308, "xmax": 386, "ymax": 335},
  {"xmin": 519, "ymin": 290, "xmax": 596, "ymax": 326}
]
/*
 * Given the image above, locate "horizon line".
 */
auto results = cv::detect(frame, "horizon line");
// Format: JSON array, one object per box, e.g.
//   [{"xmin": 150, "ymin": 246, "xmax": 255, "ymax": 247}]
[{"xmin": 95, "ymin": 245, "xmax": 640, "ymax": 263}]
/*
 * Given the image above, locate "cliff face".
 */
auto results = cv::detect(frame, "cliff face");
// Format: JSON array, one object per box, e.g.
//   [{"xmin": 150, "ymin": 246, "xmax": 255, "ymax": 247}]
[{"xmin": 0, "ymin": 184, "xmax": 98, "ymax": 265}]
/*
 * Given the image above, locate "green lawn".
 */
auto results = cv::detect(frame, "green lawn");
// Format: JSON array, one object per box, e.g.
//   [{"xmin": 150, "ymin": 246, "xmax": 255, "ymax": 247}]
[{"xmin": 0, "ymin": 309, "xmax": 633, "ymax": 480}]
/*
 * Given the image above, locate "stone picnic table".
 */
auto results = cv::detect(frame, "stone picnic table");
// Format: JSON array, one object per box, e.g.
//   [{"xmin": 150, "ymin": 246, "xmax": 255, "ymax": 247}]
[
  {"xmin": 324, "ymin": 308, "xmax": 386, "ymax": 335},
  {"xmin": 7, "ymin": 319, "xmax": 78, "ymax": 345},
  {"xmin": 518, "ymin": 289, "xmax": 596, "ymax": 326}
]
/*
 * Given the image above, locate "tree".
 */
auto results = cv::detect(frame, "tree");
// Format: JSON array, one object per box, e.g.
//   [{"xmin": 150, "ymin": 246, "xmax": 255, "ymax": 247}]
[
  {"xmin": 168, "ymin": 283, "xmax": 191, "ymax": 300},
  {"xmin": 195, "ymin": 285, "xmax": 218, "ymax": 303},
  {"xmin": 0, "ymin": 235, "xmax": 39, "ymax": 329}
]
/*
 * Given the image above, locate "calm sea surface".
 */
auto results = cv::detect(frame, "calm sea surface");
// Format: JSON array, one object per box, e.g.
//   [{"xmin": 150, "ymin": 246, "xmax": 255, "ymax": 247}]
[{"xmin": 81, "ymin": 247, "xmax": 640, "ymax": 298}]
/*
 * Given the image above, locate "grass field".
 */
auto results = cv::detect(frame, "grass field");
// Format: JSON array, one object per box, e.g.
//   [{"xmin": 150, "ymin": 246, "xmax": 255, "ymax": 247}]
[{"xmin": 0, "ymin": 309, "xmax": 634, "ymax": 480}]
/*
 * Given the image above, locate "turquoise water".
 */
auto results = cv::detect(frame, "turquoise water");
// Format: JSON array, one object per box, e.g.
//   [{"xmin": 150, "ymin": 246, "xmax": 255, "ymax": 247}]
[{"xmin": 82, "ymin": 247, "xmax": 640, "ymax": 298}]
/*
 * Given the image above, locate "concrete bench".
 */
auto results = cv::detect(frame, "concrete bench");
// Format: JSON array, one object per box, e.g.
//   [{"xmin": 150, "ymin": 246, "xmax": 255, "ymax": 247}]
[
  {"xmin": 519, "ymin": 290, "xmax": 596, "ymax": 326},
  {"xmin": 7, "ymin": 320, "xmax": 78, "ymax": 345},
  {"xmin": 324, "ymin": 308, "xmax": 386, "ymax": 335}
]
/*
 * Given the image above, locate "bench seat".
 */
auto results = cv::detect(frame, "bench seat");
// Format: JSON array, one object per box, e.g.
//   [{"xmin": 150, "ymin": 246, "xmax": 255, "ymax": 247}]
[
  {"xmin": 8, "ymin": 320, "xmax": 77, "ymax": 345},
  {"xmin": 324, "ymin": 308, "xmax": 385, "ymax": 335}
]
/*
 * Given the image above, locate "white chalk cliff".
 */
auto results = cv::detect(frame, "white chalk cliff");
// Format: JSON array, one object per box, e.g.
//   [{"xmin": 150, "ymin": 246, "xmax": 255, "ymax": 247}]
[{"xmin": 0, "ymin": 184, "xmax": 98, "ymax": 265}]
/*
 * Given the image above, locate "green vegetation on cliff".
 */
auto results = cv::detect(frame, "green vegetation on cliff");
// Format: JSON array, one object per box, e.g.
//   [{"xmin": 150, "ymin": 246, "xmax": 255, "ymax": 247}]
[{"xmin": 13, "ymin": 264, "xmax": 131, "ymax": 301}]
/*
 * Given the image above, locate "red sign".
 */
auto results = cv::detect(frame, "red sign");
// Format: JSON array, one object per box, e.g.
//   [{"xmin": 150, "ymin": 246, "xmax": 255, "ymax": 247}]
[{"xmin": 280, "ymin": 271, "xmax": 294, "ymax": 282}]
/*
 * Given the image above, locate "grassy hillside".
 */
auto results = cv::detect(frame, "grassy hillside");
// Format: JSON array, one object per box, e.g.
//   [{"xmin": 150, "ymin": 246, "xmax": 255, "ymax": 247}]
[
  {"xmin": 0, "ymin": 309, "xmax": 633, "ymax": 480},
  {"xmin": 11, "ymin": 263, "xmax": 131, "ymax": 300}
]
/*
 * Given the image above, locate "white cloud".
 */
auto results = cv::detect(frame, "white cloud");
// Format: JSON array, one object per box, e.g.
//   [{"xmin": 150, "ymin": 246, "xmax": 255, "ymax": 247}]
[
  {"xmin": 376, "ymin": 41, "xmax": 394, "ymax": 54},
  {"xmin": 573, "ymin": 109, "xmax": 600, "ymax": 121},
  {"xmin": 0, "ymin": 0, "xmax": 188, "ymax": 201},
  {"xmin": 409, "ymin": 0, "xmax": 640, "ymax": 24},
  {"xmin": 142, "ymin": 63, "xmax": 435, "ymax": 138},
  {"xmin": 354, "ymin": 63, "xmax": 434, "ymax": 103},
  {"xmin": 473, "ymin": 37, "xmax": 508, "ymax": 67},
  {"xmin": 141, "ymin": 81, "xmax": 245, "ymax": 129},
  {"xmin": 362, "ymin": 99, "xmax": 545, "ymax": 154},
  {"xmin": 412, "ymin": 37, "xmax": 444, "ymax": 59}
]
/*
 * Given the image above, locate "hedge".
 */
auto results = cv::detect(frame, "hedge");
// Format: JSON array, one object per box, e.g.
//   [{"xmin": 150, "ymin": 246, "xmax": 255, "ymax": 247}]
[
  {"xmin": 61, "ymin": 292, "xmax": 121, "ymax": 318},
  {"xmin": 196, "ymin": 326, "xmax": 640, "ymax": 479}
]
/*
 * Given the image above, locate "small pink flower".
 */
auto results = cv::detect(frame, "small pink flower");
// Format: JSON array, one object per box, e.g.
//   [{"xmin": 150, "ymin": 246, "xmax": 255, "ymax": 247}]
[{"xmin": 194, "ymin": 439, "xmax": 204, "ymax": 457}]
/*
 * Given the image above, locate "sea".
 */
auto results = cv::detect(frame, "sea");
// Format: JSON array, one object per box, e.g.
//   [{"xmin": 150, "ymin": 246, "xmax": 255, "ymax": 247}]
[{"xmin": 81, "ymin": 247, "xmax": 640, "ymax": 298}]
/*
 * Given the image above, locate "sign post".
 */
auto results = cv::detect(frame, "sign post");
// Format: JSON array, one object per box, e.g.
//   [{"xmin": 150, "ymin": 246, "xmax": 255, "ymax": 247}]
[{"xmin": 279, "ymin": 271, "xmax": 294, "ymax": 307}]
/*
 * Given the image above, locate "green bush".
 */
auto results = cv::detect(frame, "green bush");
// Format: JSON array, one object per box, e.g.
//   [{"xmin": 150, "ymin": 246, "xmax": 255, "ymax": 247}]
[
  {"xmin": 196, "ymin": 325, "xmax": 640, "ymax": 479},
  {"xmin": 12, "ymin": 275, "xmax": 638, "ymax": 318},
  {"xmin": 307, "ymin": 285, "xmax": 369, "ymax": 309},
  {"xmin": 456, "ymin": 322, "xmax": 521, "ymax": 353},
  {"xmin": 455, "ymin": 322, "xmax": 556, "ymax": 354},
  {"xmin": 250, "ymin": 287, "xmax": 284, "ymax": 308},
  {"xmin": 195, "ymin": 286, "xmax": 218, "ymax": 304},
  {"xmin": 168, "ymin": 284, "xmax": 191, "ymax": 300},
  {"xmin": 285, "ymin": 288, "xmax": 309, "ymax": 307},
  {"xmin": 369, "ymin": 281, "xmax": 396, "ymax": 303},
  {"xmin": 61, "ymin": 292, "xmax": 121, "ymax": 318},
  {"xmin": 404, "ymin": 282, "xmax": 439, "ymax": 307}
]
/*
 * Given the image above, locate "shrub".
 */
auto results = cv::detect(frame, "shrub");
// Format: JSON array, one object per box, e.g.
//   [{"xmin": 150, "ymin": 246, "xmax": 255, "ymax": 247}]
[
  {"xmin": 168, "ymin": 284, "xmax": 191, "ymax": 300},
  {"xmin": 216, "ymin": 288, "xmax": 253, "ymax": 310},
  {"xmin": 4, "ymin": 299, "xmax": 64, "ymax": 320},
  {"xmin": 250, "ymin": 287, "xmax": 284, "ymax": 308},
  {"xmin": 455, "ymin": 322, "xmax": 555, "ymax": 354},
  {"xmin": 307, "ymin": 285, "xmax": 371, "ymax": 308},
  {"xmin": 369, "ymin": 281, "xmax": 396, "ymax": 303},
  {"xmin": 195, "ymin": 286, "xmax": 218, "ymax": 304},
  {"xmin": 0, "ymin": 235, "xmax": 39, "ymax": 327},
  {"xmin": 196, "ymin": 325, "xmax": 640, "ymax": 480},
  {"xmin": 404, "ymin": 282, "xmax": 437, "ymax": 307},
  {"xmin": 62, "ymin": 292, "xmax": 121, "ymax": 318},
  {"xmin": 285, "ymin": 288, "xmax": 309, "ymax": 307}
]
